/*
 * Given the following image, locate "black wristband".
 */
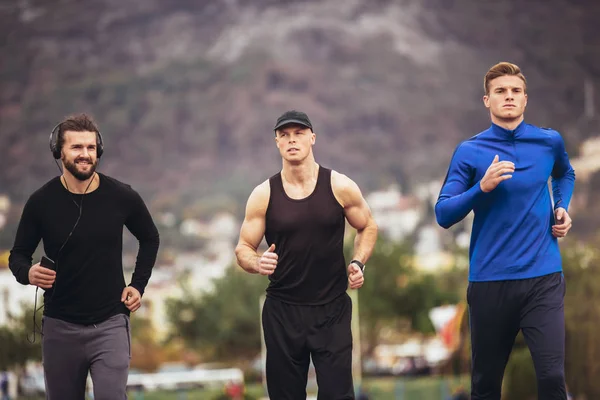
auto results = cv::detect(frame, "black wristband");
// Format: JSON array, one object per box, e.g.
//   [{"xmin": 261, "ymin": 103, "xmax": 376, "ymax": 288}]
[{"xmin": 351, "ymin": 259, "xmax": 365, "ymax": 272}]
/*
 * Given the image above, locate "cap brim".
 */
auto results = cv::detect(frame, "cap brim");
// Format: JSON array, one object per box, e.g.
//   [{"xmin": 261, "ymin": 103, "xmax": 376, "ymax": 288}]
[{"xmin": 274, "ymin": 119, "xmax": 312, "ymax": 131}]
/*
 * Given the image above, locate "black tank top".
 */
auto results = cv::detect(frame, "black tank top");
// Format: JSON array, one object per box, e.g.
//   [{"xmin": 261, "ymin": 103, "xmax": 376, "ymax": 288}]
[{"xmin": 265, "ymin": 166, "xmax": 347, "ymax": 305}]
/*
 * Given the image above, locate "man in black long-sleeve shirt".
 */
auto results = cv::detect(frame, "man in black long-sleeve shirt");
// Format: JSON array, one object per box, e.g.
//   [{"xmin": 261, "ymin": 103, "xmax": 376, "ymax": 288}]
[{"xmin": 8, "ymin": 114, "xmax": 160, "ymax": 400}]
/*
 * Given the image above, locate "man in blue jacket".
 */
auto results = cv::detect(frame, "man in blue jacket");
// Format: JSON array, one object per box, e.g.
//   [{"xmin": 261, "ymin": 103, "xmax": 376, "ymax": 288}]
[{"xmin": 435, "ymin": 62, "xmax": 575, "ymax": 400}]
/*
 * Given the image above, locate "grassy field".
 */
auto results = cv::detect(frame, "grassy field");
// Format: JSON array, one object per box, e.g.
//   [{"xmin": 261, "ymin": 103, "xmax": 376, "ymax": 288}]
[
  {"xmin": 19, "ymin": 375, "xmax": 470, "ymax": 399},
  {"xmin": 123, "ymin": 375, "xmax": 470, "ymax": 400}
]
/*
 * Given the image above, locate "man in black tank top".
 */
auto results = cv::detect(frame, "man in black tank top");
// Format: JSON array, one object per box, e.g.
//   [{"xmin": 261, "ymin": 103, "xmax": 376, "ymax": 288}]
[{"xmin": 235, "ymin": 110, "xmax": 378, "ymax": 399}]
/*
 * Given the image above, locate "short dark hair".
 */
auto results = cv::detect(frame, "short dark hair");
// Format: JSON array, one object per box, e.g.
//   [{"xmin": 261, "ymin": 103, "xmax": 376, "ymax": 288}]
[{"xmin": 57, "ymin": 113, "xmax": 100, "ymax": 152}]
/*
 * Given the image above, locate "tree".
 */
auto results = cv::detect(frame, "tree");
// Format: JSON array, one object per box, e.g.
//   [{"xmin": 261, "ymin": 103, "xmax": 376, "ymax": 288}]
[
  {"xmin": 562, "ymin": 240, "xmax": 600, "ymax": 399},
  {"xmin": 503, "ymin": 341, "xmax": 537, "ymax": 400},
  {"xmin": 129, "ymin": 315, "xmax": 197, "ymax": 372},
  {"xmin": 0, "ymin": 302, "xmax": 42, "ymax": 371},
  {"xmin": 344, "ymin": 236, "xmax": 463, "ymax": 355},
  {"xmin": 502, "ymin": 238, "xmax": 600, "ymax": 400},
  {"xmin": 166, "ymin": 264, "xmax": 266, "ymax": 362},
  {"xmin": 129, "ymin": 316, "xmax": 167, "ymax": 372},
  {"xmin": 166, "ymin": 236, "xmax": 467, "ymax": 362}
]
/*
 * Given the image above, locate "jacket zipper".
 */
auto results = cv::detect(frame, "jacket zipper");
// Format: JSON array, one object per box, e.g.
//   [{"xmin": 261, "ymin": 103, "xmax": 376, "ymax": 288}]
[{"xmin": 511, "ymin": 133, "xmax": 519, "ymax": 163}]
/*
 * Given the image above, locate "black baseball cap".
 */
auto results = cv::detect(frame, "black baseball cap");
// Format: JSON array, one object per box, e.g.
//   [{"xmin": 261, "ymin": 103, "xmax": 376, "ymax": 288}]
[{"xmin": 273, "ymin": 110, "xmax": 313, "ymax": 131}]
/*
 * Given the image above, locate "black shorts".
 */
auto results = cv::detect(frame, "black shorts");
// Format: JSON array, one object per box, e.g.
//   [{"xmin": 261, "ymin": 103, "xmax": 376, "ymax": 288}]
[{"xmin": 262, "ymin": 292, "xmax": 354, "ymax": 399}]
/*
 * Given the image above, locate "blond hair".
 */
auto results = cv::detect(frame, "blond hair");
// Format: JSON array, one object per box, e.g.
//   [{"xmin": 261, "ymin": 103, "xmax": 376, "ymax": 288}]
[{"xmin": 484, "ymin": 62, "xmax": 527, "ymax": 95}]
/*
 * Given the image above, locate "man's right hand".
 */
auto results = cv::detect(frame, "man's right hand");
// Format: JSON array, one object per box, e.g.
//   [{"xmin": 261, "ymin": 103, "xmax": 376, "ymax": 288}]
[
  {"xmin": 28, "ymin": 263, "xmax": 56, "ymax": 289},
  {"xmin": 480, "ymin": 155, "xmax": 515, "ymax": 193},
  {"xmin": 255, "ymin": 244, "xmax": 278, "ymax": 275}
]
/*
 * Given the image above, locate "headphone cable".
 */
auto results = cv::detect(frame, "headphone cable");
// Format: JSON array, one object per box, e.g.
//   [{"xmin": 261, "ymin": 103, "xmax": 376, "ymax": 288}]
[{"xmin": 28, "ymin": 166, "xmax": 97, "ymax": 343}]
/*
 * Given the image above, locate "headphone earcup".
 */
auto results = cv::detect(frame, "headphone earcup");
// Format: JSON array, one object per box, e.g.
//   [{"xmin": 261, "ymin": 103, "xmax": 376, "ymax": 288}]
[
  {"xmin": 49, "ymin": 123, "xmax": 61, "ymax": 159},
  {"xmin": 96, "ymin": 132, "xmax": 104, "ymax": 158}
]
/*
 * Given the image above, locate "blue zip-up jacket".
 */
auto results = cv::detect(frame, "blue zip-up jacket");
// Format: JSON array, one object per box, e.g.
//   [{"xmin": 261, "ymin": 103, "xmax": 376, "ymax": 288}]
[{"xmin": 435, "ymin": 121, "xmax": 575, "ymax": 281}]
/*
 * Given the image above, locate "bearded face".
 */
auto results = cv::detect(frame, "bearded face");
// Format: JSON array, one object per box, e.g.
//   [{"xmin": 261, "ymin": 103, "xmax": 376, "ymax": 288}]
[{"xmin": 60, "ymin": 130, "xmax": 99, "ymax": 181}]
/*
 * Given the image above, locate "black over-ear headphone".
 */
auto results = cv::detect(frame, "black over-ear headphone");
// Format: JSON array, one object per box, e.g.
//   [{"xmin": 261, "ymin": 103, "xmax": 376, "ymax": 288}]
[{"xmin": 49, "ymin": 122, "xmax": 104, "ymax": 159}]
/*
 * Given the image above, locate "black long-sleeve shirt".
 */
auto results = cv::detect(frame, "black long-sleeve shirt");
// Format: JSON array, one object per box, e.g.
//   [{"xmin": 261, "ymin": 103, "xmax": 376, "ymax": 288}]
[{"xmin": 9, "ymin": 173, "xmax": 160, "ymax": 325}]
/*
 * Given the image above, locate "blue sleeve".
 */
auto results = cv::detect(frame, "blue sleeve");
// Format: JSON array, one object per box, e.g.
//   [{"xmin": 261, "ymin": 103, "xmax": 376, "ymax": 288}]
[
  {"xmin": 435, "ymin": 143, "xmax": 487, "ymax": 229},
  {"xmin": 550, "ymin": 131, "xmax": 575, "ymax": 211}
]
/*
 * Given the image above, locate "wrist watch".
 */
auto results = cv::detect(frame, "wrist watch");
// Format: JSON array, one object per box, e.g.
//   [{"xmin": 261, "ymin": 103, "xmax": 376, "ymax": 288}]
[{"xmin": 351, "ymin": 259, "xmax": 365, "ymax": 273}]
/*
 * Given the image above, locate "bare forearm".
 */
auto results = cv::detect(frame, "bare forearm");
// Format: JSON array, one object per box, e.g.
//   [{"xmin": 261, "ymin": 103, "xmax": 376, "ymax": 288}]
[
  {"xmin": 235, "ymin": 244, "xmax": 259, "ymax": 274},
  {"xmin": 352, "ymin": 222, "xmax": 378, "ymax": 263}
]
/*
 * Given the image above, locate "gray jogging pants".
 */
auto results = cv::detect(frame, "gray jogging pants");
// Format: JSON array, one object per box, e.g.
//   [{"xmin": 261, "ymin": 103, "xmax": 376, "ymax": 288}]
[{"xmin": 42, "ymin": 313, "xmax": 132, "ymax": 400}]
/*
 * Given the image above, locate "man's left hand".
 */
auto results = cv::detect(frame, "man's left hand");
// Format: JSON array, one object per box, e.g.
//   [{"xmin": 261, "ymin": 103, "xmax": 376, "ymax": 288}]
[
  {"xmin": 122, "ymin": 286, "xmax": 142, "ymax": 312},
  {"xmin": 347, "ymin": 262, "xmax": 364, "ymax": 289},
  {"xmin": 552, "ymin": 207, "xmax": 572, "ymax": 238}
]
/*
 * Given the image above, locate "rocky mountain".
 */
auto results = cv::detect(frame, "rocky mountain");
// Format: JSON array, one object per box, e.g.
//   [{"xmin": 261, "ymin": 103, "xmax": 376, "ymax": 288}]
[{"xmin": 1, "ymin": 0, "xmax": 599, "ymax": 237}]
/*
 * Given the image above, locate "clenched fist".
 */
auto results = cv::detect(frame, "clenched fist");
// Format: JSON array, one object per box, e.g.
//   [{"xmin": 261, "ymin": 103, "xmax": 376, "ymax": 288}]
[
  {"xmin": 255, "ymin": 244, "xmax": 278, "ymax": 276},
  {"xmin": 28, "ymin": 263, "xmax": 56, "ymax": 289},
  {"xmin": 552, "ymin": 207, "xmax": 572, "ymax": 238},
  {"xmin": 347, "ymin": 262, "xmax": 364, "ymax": 289},
  {"xmin": 122, "ymin": 286, "xmax": 142, "ymax": 313}
]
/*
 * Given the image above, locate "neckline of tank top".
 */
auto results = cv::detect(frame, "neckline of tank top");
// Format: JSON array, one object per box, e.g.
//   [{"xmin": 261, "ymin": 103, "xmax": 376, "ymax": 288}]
[{"xmin": 279, "ymin": 165, "xmax": 323, "ymax": 203}]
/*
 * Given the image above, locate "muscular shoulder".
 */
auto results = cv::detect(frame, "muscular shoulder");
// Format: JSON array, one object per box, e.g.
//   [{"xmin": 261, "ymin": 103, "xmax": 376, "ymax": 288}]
[
  {"xmin": 331, "ymin": 170, "xmax": 362, "ymax": 208},
  {"xmin": 245, "ymin": 179, "xmax": 271, "ymax": 217}
]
